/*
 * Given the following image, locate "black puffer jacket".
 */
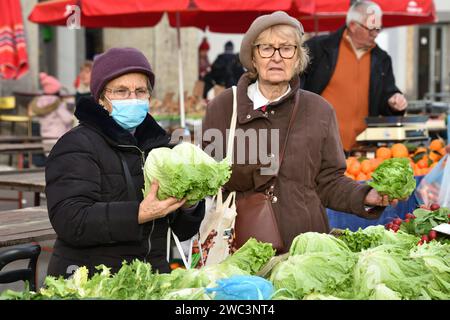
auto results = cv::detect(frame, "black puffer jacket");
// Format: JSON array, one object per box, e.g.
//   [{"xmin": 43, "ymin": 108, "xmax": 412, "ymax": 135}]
[
  {"xmin": 45, "ymin": 97, "xmax": 205, "ymax": 278},
  {"xmin": 301, "ymin": 27, "xmax": 404, "ymax": 117}
]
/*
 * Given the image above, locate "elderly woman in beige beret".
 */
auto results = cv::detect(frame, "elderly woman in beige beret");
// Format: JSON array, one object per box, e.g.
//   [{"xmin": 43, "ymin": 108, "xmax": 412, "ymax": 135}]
[{"xmin": 202, "ymin": 11, "xmax": 399, "ymax": 252}]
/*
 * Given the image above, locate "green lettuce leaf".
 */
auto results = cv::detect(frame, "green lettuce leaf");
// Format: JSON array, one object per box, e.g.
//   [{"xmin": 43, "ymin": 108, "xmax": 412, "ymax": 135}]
[
  {"xmin": 143, "ymin": 143, "xmax": 231, "ymax": 204},
  {"xmin": 289, "ymin": 232, "xmax": 351, "ymax": 255},
  {"xmin": 368, "ymin": 158, "xmax": 416, "ymax": 200}
]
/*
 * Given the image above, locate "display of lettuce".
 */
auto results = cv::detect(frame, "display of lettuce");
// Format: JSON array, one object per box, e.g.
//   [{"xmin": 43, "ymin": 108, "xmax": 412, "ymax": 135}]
[
  {"xmin": 223, "ymin": 238, "xmax": 275, "ymax": 274},
  {"xmin": 409, "ymin": 241, "xmax": 450, "ymax": 299},
  {"xmin": 368, "ymin": 158, "xmax": 416, "ymax": 200},
  {"xmin": 143, "ymin": 142, "xmax": 231, "ymax": 204},
  {"xmin": 352, "ymin": 244, "xmax": 433, "ymax": 299},
  {"xmin": 339, "ymin": 225, "xmax": 418, "ymax": 252},
  {"xmin": 270, "ymin": 252, "xmax": 357, "ymax": 300},
  {"xmin": 1, "ymin": 239, "xmax": 273, "ymax": 300},
  {"xmin": 289, "ymin": 232, "xmax": 351, "ymax": 255}
]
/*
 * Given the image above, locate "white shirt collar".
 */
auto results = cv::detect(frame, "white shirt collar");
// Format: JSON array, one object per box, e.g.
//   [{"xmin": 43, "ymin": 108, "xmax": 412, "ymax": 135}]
[{"xmin": 247, "ymin": 80, "xmax": 292, "ymax": 110}]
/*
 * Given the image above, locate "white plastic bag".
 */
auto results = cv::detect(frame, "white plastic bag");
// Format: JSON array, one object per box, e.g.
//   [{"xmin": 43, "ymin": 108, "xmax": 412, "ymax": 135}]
[{"xmin": 415, "ymin": 155, "xmax": 448, "ymax": 206}]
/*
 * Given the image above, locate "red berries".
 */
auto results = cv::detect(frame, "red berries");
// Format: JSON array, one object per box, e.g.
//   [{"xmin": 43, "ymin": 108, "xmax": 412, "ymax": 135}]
[
  {"xmin": 428, "ymin": 230, "xmax": 437, "ymax": 240},
  {"xmin": 430, "ymin": 203, "xmax": 440, "ymax": 211},
  {"xmin": 405, "ymin": 213, "xmax": 416, "ymax": 220}
]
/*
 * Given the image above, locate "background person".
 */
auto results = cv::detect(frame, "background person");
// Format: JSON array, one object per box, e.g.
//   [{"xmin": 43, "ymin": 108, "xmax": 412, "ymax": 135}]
[
  {"xmin": 74, "ymin": 60, "xmax": 93, "ymax": 105},
  {"xmin": 29, "ymin": 72, "xmax": 74, "ymax": 165},
  {"xmin": 301, "ymin": 1, "xmax": 408, "ymax": 152},
  {"xmin": 45, "ymin": 47, "xmax": 205, "ymax": 278},
  {"xmin": 202, "ymin": 11, "xmax": 401, "ymax": 252},
  {"xmin": 203, "ymin": 41, "xmax": 245, "ymax": 99},
  {"xmin": 198, "ymin": 37, "xmax": 211, "ymax": 81}
]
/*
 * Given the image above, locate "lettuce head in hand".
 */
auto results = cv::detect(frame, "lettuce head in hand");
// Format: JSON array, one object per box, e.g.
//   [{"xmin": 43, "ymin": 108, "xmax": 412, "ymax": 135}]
[
  {"xmin": 143, "ymin": 143, "xmax": 231, "ymax": 205},
  {"xmin": 368, "ymin": 158, "xmax": 416, "ymax": 200}
]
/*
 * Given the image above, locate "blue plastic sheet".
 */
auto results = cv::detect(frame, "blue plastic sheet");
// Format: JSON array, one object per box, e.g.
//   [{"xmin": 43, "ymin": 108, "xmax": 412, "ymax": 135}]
[
  {"xmin": 205, "ymin": 275, "xmax": 274, "ymax": 300},
  {"xmin": 327, "ymin": 176, "xmax": 423, "ymax": 231}
]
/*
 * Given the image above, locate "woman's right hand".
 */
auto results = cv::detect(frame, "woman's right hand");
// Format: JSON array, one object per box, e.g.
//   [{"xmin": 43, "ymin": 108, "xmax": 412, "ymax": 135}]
[{"xmin": 138, "ymin": 180, "xmax": 186, "ymax": 224}]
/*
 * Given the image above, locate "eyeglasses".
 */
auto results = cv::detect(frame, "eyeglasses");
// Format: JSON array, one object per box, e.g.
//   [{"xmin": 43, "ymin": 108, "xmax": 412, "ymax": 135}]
[
  {"xmin": 356, "ymin": 22, "xmax": 383, "ymax": 34},
  {"xmin": 105, "ymin": 87, "xmax": 151, "ymax": 99},
  {"xmin": 255, "ymin": 44, "xmax": 297, "ymax": 59}
]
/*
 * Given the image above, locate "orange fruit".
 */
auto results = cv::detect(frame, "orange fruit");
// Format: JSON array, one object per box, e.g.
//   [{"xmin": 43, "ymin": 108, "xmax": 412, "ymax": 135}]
[
  {"xmin": 370, "ymin": 158, "xmax": 382, "ymax": 171},
  {"xmin": 417, "ymin": 158, "xmax": 429, "ymax": 169},
  {"xmin": 430, "ymin": 162, "xmax": 438, "ymax": 169},
  {"xmin": 429, "ymin": 139, "xmax": 445, "ymax": 151},
  {"xmin": 391, "ymin": 143, "xmax": 409, "ymax": 158},
  {"xmin": 414, "ymin": 167, "xmax": 423, "ymax": 176},
  {"xmin": 355, "ymin": 172, "xmax": 367, "ymax": 181},
  {"xmin": 438, "ymin": 147, "xmax": 447, "ymax": 156},
  {"xmin": 366, "ymin": 172, "xmax": 372, "ymax": 180},
  {"xmin": 346, "ymin": 158, "xmax": 356, "ymax": 168},
  {"xmin": 414, "ymin": 146, "xmax": 427, "ymax": 155},
  {"xmin": 360, "ymin": 160, "xmax": 372, "ymax": 174},
  {"xmin": 347, "ymin": 161, "xmax": 361, "ymax": 176},
  {"xmin": 347, "ymin": 156, "xmax": 358, "ymax": 163},
  {"xmin": 429, "ymin": 150, "xmax": 442, "ymax": 163},
  {"xmin": 376, "ymin": 147, "xmax": 392, "ymax": 160},
  {"xmin": 344, "ymin": 171, "xmax": 355, "ymax": 180}
]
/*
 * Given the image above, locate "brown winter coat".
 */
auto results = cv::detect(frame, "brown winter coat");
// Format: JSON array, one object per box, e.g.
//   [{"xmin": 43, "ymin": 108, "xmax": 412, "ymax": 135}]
[{"xmin": 202, "ymin": 73, "xmax": 384, "ymax": 250}]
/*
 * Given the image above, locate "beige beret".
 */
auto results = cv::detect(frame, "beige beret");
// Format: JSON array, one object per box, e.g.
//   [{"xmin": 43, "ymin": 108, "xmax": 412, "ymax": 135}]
[{"xmin": 239, "ymin": 11, "xmax": 304, "ymax": 73}]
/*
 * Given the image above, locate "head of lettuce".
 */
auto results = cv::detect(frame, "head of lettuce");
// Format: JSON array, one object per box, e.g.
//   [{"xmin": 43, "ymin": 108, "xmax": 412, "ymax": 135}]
[
  {"xmin": 143, "ymin": 143, "xmax": 231, "ymax": 205},
  {"xmin": 368, "ymin": 158, "xmax": 416, "ymax": 200}
]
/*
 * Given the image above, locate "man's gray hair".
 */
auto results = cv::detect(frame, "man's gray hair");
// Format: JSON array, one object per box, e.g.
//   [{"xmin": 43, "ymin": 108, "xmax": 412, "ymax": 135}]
[{"xmin": 346, "ymin": 1, "xmax": 383, "ymax": 27}]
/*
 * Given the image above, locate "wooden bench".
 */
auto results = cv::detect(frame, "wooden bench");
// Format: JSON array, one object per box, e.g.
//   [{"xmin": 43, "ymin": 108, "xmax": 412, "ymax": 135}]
[
  {"xmin": 0, "ymin": 206, "xmax": 54, "ymax": 248},
  {"xmin": 0, "ymin": 168, "xmax": 45, "ymax": 208}
]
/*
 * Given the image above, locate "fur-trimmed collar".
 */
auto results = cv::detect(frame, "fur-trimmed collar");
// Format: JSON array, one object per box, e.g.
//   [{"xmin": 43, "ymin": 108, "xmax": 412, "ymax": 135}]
[{"xmin": 74, "ymin": 96, "xmax": 170, "ymax": 151}]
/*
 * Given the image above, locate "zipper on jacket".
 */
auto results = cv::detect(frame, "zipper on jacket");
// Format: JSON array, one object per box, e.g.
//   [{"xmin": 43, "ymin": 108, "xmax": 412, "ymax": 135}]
[
  {"xmin": 145, "ymin": 220, "xmax": 155, "ymax": 262},
  {"xmin": 118, "ymin": 143, "xmax": 150, "ymax": 260},
  {"xmin": 117, "ymin": 144, "xmax": 146, "ymax": 170}
]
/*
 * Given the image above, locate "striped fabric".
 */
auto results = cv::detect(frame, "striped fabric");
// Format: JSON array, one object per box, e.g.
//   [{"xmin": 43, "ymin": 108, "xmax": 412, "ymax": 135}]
[{"xmin": 0, "ymin": 0, "xmax": 29, "ymax": 80}]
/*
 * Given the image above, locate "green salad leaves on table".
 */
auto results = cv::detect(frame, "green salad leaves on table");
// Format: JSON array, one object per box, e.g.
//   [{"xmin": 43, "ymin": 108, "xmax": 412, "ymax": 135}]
[
  {"xmin": 0, "ymin": 238, "xmax": 274, "ymax": 300},
  {"xmin": 143, "ymin": 142, "xmax": 231, "ymax": 205},
  {"xmin": 368, "ymin": 157, "xmax": 416, "ymax": 200}
]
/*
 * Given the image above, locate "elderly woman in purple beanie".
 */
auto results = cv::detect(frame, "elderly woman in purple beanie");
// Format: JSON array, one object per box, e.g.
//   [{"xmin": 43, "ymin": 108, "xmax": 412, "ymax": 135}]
[
  {"xmin": 45, "ymin": 47, "xmax": 205, "ymax": 278},
  {"xmin": 202, "ymin": 11, "xmax": 400, "ymax": 253}
]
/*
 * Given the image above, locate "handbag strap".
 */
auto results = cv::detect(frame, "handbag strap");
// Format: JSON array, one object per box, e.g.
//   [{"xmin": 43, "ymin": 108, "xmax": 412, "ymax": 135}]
[
  {"xmin": 225, "ymin": 86, "xmax": 300, "ymax": 192},
  {"xmin": 268, "ymin": 89, "xmax": 300, "ymax": 191},
  {"xmin": 166, "ymin": 227, "xmax": 191, "ymax": 269},
  {"xmin": 277, "ymin": 89, "xmax": 301, "ymax": 174},
  {"xmin": 119, "ymin": 153, "xmax": 137, "ymax": 201},
  {"xmin": 225, "ymin": 85, "xmax": 238, "ymax": 163}
]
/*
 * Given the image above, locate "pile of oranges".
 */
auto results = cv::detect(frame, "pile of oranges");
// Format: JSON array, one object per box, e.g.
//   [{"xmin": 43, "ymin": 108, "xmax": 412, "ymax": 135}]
[{"xmin": 345, "ymin": 139, "xmax": 447, "ymax": 181}]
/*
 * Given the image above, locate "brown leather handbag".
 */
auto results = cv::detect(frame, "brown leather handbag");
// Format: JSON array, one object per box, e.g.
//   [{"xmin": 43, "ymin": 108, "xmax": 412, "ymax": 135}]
[
  {"xmin": 235, "ymin": 187, "xmax": 284, "ymax": 252},
  {"xmin": 234, "ymin": 90, "xmax": 300, "ymax": 253}
]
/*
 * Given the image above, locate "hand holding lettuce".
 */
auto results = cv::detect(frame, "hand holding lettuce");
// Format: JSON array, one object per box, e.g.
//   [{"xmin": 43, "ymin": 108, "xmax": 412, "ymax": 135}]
[
  {"xmin": 368, "ymin": 158, "xmax": 416, "ymax": 201},
  {"xmin": 143, "ymin": 143, "xmax": 231, "ymax": 205}
]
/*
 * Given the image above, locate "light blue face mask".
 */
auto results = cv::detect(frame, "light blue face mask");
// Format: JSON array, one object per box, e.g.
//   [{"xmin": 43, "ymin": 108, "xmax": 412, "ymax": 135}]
[{"xmin": 108, "ymin": 98, "xmax": 149, "ymax": 130}]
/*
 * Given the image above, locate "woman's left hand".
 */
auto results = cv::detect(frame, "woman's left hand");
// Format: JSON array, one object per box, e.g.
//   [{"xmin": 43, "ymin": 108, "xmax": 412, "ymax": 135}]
[{"xmin": 364, "ymin": 188, "xmax": 401, "ymax": 207}]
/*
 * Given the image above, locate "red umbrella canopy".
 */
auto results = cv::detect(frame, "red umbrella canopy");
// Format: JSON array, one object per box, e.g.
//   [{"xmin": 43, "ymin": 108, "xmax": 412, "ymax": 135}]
[
  {"xmin": 28, "ymin": 0, "xmax": 169, "ymax": 28},
  {"xmin": 29, "ymin": 0, "xmax": 436, "ymax": 32},
  {"xmin": 29, "ymin": 0, "xmax": 296, "ymax": 33},
  {"xmin": 0, "ymin": 0, "xmax": 29, "ymax": 79},
  {"xmin": 166, "ymin": 0, "xmax": 296, "ymax": 33},
  {"xmin": 295, "ymin": 0, "xmax": 436, "ymax": 32}
]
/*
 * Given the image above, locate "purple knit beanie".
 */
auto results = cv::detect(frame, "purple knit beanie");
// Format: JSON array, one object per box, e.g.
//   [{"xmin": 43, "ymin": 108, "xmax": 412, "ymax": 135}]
[{"xmin": 90, "ymin": 47, "xmax": 155, "ymax": 101}]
